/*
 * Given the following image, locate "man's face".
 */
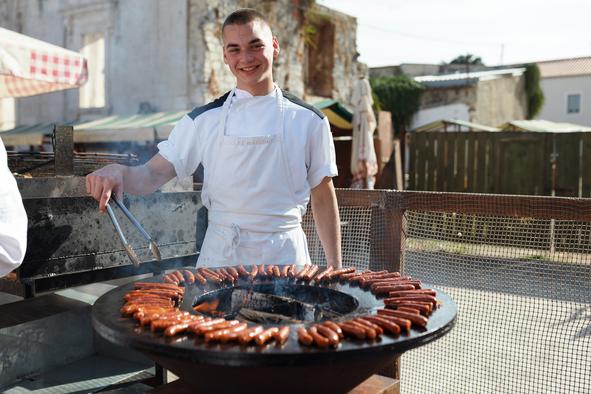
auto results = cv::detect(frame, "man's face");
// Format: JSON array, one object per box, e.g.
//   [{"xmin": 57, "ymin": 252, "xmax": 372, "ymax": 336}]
[{"xmin": 222, "ymin": 20, "xmax": 279, "ymax": 94}]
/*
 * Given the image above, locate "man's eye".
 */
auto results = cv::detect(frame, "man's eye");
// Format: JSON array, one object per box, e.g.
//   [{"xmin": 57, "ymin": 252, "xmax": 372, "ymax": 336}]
[{"xmin": 251, "ymin": 44, "xmax": 264, "ymax": 50}]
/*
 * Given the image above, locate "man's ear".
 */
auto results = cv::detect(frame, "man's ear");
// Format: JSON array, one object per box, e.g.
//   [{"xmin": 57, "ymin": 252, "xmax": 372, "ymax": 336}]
[{"xmin": 272, "ymin": 36, "xmax": 280, "ymax": 60}]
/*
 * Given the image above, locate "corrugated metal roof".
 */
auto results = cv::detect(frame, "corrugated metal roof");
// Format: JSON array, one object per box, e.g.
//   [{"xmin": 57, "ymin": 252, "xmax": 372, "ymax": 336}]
[
  {"xmin": 415, "ymin": 67, "xmax": 525, "ymax": 84},
  {"xmin": 414, "ymin": 119, "xmax": 499, "ymax": 132},
  {"xmin": 537, "ymin": 56, "xmax": 591, "ymax": 78},
  {"xmin": 499, "ymin": 120, "xmax": 591, "ymax": 132}
]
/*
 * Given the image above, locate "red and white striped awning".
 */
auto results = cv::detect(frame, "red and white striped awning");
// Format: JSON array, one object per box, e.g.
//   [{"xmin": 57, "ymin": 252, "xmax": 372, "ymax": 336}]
[{"xmin": 0, "ymin": 27, "xmax": 88, "ymax": 98}]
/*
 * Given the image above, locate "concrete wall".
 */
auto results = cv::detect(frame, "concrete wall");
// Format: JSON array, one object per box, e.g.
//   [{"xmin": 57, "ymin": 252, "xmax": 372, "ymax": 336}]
[
  {"xmin": 418, "ymin": 75, "xmax": 526, "ymax": 128},
  {"xmin": 537, "ymin": 75, "xmax": 591, "ymax": 127},
  {"xmin": 474, "ymin": 74, "xmax": 527, "ymax": 127},
  {"xmin": 0, "ymin": 0, "xmax": 360, "ymax": 127},
  {"xmin": 411, "ymin": 103, "xmax": 470, "ymax": 130}
]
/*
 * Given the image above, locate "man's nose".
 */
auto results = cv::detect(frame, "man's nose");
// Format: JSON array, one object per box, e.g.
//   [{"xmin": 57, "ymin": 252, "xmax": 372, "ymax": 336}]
[{"xmin": 241, "ymin": 52, "xmax": 254, "ymax": 63}]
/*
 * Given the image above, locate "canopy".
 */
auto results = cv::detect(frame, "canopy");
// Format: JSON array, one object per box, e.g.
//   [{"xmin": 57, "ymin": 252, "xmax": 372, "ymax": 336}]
[
  {"xmin": 498, "ymin": 120, "xmax": 591, "ymax": 132},
  {"xmin": 0, "ymin": 27, "xmax": 87, "ymax": 98},
  {"xmin": 413, "ymin": 119, "xmax": 500, "ymax": 132},
  {"xmin": 0, "ymin": 100, "xmax": 355, "ymax": 146}
]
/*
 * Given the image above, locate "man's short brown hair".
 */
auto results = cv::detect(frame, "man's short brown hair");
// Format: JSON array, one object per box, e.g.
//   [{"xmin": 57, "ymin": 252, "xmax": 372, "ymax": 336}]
[{"xmin": 222, "ymin": 8, "xmax": 270, "ymax": 33}]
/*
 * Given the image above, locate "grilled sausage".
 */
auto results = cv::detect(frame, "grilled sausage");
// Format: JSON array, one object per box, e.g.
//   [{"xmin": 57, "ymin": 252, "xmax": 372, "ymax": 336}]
[
  {"xmin": 376, "ymin": 310, "xmax": 412, "ymax": 331},
  {"xmin": 388, "ymin": 289, "xmax": 436, "ymax": 297},
  {"xmin": 378, "ymin": 309, "xmax": 428, "ymax": 328},
  {"xmin": 326, "ymin": 267, "xmax": 355, "ymax": 280},
  {"xmin": 163, "ymin": 274, "xmax": 179, "ymax": 285},
  {"xmin": 338, "ymin": 322, "xmax": 366, "ymax": 339},
  {"xmin": 287, "ymin": 264, "xmax": 297, "ymax": 278},
  {"xmin": 297, "ymin": 327, "xmax": 314, "ymax": 345},
  {"xmin": 322, "ymin": 321, "xmax": 343, "ymax": 339},
  {"xmin": 266, "ymin": 265, "xmax": 275, "ymax": 277},
  {"xmin": 249, "ymin": 264, "xmax": 259, "ymax": 279},
  {"xmin": 134, "ymin": 282, "xmax": 184, "ymax": 292},
  {"xmin": 315, "ymin": 325, "xmax": 340, "ymax": 346},
  {"xmin": 226, "ymin": 267, "xmax": 240, "ymax": 280},
  {"xmin": 314, "ymin": 266, "xmax": 333, "ymax": 282},
  {"xmin": 398, "ymin": 306, "xmax": 421, "ymax": 314},
  {"xmin": 217, "ymin": 268, "xmax": 235, "ymax": 283},
  {"xmin": 199, "ymin": 269, "xmax": 223, "ymax": 284},
  {"xmin": 362, "ymin": 316, "xmax": 401, "ymax": 335},
  {"xmin": 237, "ymin": 264, "xmax": 250, "ymax": 277},
  {"xmin": 307, "ymin": 326, "xmax": 330, "ymax": 348},
  {"xmin": 295, "ymin": 264, "xmax": 311, "ymax": 279},
  {"xmin": 258, "ymin": 264, "xmax": 267, "ymax": 278},
  {"xmin": 303, "ymin": 265, "xmax": 319, "ymax": 281},
  {"xmin": 344, "ymin": 320, "xmax": 377, "ymax": 339},
  {"xmin": 272, "ymin": 326, "xmax": 290, "ymax": 345},
  {"xmin": 205, "ymin": 322, "xmax": 248, "ymax": 343},
  {"xmin": 193, "ymin": 271, "xmax": 207, "ymax": 285},
  {"xmin": 164, "ymin": 316, "xmax": 203, "ymax": 336},
  {"xmin": 255, "ymin": 327, "xmax": 280, "ymax": 346},
  {"xmin": 182, "ymin": 270, "xmax": 195, "ymax": 284},
  {"xmin": 239, "ymin": 326, "xmax": 264, "ymax": 345},
  {"xmin": 385, "ymin": 295, "xmax": 437, "ymax": 307},
  {"xmin": 219, "ymin": 323, "xmax": 250, "ymax": 343},
  {"xmin": 272, "ymin": 265, "xmax": 281, "ymax": 278},
  {"xmin": 353, "ymin": 318, "xmax": 384, "ymax": 336},
  {"xmin": 281, "ymin": 265, "xmax": 291, "ymax": 277}
]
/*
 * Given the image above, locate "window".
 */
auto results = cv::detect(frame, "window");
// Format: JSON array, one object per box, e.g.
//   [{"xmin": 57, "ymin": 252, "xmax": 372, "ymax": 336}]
[
  {"xmin": 79, "ymin": 32, "xmax": 105, "ymax": 109},
  {"xmin": 567, "ymin": 93, "xmax": 581, "ymax": 114}
]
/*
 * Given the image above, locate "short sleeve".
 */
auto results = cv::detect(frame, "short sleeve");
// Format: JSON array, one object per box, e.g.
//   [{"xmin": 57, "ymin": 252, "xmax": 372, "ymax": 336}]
[
  {"xmin": 307, "ymin": 116, "xmax": 338, "ymax": 189},
  {"xmin": 157, "ymin": 115, "xmax": 201, "ymax": 179}
]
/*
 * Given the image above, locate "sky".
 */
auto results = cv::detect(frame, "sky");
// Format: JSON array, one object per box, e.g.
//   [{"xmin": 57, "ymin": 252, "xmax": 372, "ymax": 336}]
[{"xmin": 317, "ymin": 0, "xmax": 591, "ymax": 67}]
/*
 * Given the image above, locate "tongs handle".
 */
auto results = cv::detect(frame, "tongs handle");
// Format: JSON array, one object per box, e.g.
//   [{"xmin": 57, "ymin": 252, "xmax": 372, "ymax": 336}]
[
  {"xmin": 109, "ymin": 198, "xmax": 162, "ymax": 262},
  {"xmin": 106, "ymin": 201, "xmax": 142, "ymax": 267},
  {"xmin": 112, "ymin": 198, "xmax": 153, "ymax": 242}
]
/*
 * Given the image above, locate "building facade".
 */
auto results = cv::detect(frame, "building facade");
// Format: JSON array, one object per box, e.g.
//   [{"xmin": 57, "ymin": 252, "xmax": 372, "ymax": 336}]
[
  {"xmin": 535, "ymin": 57, "xmax": 591, "ymax": 127},
  {"xmin": 0, "ymin": 0, "xmax": 361, "ymax": 130}
]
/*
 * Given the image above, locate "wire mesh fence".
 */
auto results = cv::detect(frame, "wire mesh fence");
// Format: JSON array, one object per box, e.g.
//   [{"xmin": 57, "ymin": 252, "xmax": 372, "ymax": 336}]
[{"xmin": 305, "ymin": 189, "xmax": 591, "ymax": 393}]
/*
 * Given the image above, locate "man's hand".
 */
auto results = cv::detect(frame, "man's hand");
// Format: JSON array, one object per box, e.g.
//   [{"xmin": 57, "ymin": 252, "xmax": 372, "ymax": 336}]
[
  {"xmin": 86, "ymin": 154, "xmax": 177, "ymax": 212},
  {"xmin": 311, "ymin": 177, "xmax": 342, "ymax": 269},
  {"xmin": 86, "ymin": 164, "xmax": 126, "ymax": 212}
]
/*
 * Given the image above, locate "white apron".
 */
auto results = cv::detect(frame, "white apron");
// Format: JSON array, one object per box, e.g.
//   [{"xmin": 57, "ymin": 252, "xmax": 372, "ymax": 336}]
[{"xmin": 197, "ymin": 87, "xmax": 311, "ymax": 268}]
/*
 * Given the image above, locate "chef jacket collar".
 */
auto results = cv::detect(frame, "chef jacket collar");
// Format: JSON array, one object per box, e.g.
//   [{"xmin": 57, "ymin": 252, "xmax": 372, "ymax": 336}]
[{"xmin": 233, "ymin": 85, "xmax": 278, "ymax": 101}]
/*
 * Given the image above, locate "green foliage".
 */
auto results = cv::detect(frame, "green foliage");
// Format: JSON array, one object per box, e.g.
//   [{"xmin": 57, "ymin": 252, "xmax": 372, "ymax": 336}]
[
  {"xmin": 370, "ymin": 76, "xmax": 424, "ymax": 134},
  {"xmin": 449, "ymin": 54, "xmax": 483, "ymax": 65},
  {"xmin": 524, "ymin": 64, "xmax": 545, "ymax": 119}
]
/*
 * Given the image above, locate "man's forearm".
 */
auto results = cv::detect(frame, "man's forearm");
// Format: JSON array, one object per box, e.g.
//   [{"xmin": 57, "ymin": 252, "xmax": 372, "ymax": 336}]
[
  {"xmin": 122, "ymin": 154, "xmax": 177, "ymax": 195},
  {"xmin": 311, "ymin": 177, "xmax": 342, "ymax": 269}
]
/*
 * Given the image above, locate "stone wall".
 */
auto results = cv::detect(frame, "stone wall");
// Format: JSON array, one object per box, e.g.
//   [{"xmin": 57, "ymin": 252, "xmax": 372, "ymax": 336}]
[{"xmin": 0, "ymin": 0, "xmax": 360, "ymax": 128}]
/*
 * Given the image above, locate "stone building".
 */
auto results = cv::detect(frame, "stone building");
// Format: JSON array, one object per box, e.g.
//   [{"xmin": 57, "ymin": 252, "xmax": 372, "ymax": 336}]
[
  {"xmin": 411, "ymin": 68, "xmax": 528, "ymax": 129},
  {"xmin": 0, "ymin": 0, "xmax": 361, "ymax": 130}
]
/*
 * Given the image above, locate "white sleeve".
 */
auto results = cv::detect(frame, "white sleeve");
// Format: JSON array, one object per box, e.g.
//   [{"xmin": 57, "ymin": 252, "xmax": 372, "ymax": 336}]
[
  {"xmin": 307, "ymin": 116, "xmax": 338, "ymax": 189},
  {"xmin": 0, "ymin": 139, "xmax": 27, "ymax": 277},
  {"xmin": 157, "ymin": 114, "xmax": 202, "ymax": 179}
]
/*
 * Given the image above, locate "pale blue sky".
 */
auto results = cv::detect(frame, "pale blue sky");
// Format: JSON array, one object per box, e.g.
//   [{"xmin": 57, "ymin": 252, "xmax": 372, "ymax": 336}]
[{"xmin": 317, "ymin": 0, "xmax": 591, "ymax": 67}]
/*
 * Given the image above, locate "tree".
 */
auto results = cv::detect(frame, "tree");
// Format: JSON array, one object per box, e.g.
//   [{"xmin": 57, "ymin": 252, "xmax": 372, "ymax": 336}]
[
  {"xmin": 370, "ymin": 75, "xmax": 424, "ymax": 136},
  {"xmin": 370, "ymin": 76, "xmax": 424, "ymax": 189},
  {"xmin": 524, "ymin": 64, "xmax": 545, "ymax": 119},
  {"xmin": 449, "ymin": 54, "xmax": 483, "ymax": 65}
]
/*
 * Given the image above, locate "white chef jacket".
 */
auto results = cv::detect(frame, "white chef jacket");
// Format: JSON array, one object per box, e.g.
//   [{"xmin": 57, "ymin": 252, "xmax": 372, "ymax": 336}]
[
  {"xmin": 0, "ymin": 138, "xmax": 27, "ymax": 276},
  {"xmin": 158, "ymin": 86, "xmax": 337, "ymax": 222}
]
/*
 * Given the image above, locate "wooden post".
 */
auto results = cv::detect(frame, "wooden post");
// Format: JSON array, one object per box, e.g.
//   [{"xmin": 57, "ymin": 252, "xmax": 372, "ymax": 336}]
[{"xmin": 53, "ymin": 125, "xmax": 74, "ymax": 176}]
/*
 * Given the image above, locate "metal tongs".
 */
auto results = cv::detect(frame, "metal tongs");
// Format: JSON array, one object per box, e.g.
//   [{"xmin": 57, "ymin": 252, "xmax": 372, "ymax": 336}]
[{"xmin": 105, "ymin": 198, "xmax": 162, "ymax": 267}]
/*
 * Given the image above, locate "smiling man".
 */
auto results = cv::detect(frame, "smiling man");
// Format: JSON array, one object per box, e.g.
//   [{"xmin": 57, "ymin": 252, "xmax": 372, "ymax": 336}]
[{"xmin": 86, "ymin": 9, "xmax": 342, "ymax": 269}]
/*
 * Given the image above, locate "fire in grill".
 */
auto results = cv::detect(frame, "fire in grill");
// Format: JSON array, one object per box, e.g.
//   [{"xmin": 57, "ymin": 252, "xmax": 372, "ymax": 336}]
[{"xmin": 92, "ymin": 264, "xmax": 456, "ymax": 393}]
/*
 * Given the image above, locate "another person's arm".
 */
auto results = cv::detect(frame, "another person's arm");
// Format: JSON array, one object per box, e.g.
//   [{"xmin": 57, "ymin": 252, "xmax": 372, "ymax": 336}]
[
  {"xmin": 0, "ymin": 139, "xmax": 27, "ymax": 276},
  {"xmin": 311, "ymin": 177, "xmax": 342, "ymax": 269}
]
